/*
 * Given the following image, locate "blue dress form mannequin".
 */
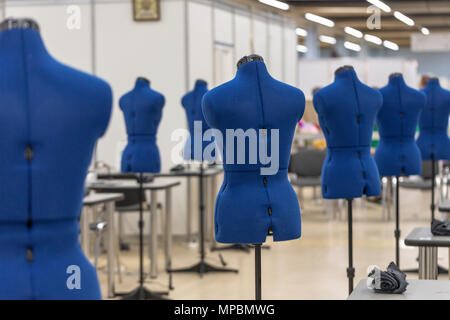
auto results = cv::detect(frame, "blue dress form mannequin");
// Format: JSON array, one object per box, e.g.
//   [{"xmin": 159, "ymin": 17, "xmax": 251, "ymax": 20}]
[
  {"xmin": 313, "ymin": 65, "xmax": 381, "ymax": 293},
  {"xmin": 375, "ymin": 73, "xmax": 425, "ymax": 176},
  {"xmin": 0, "ymin": 19, "xmax": 112, "ymax": 299},
  {"xmin": 182, "ymin": 79, "xmax": 211, "ymax": 161},
  {"xmin": 313, "ymin": 65, "xmax": 382, "ymax": 199},
  {"xmin": 120, "ymin": 77, "xmax": 164, "ymax": 173},
  {"xmin": 418, "ymin": 77, "xmax": 450, "ymax": 221},
  {"xmin": 202, "ymin": 55, "xmax": 305, "ymax": 244},
  {"xmin": 417, "ymin": 77, "xmax": 450, "ymax": 161},
  {"xmin": 374, "ymin": 73, "xmax": 425, "ymax": 267}
]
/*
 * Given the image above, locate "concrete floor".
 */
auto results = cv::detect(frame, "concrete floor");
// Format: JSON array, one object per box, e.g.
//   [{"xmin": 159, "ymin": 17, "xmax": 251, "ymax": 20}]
[{"xmin": 95, "ymin": 187, "xmax": 449, "ymax": 300}]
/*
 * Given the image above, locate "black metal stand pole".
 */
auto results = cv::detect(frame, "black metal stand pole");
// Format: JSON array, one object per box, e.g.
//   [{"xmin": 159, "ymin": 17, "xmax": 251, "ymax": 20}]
[
  {"xmin": 347, "ymin": 199, "xmax": 354, "ymax": 295},
  {"xmin": 431, "ymin": 155, "xmax": 435, "ymax": 221},
  {"xmin": 115, "ymin": 173, "xmax": 169, "ymax": 300},
  {"xmin": 255, "ymin": 244, "xmax": 262, "ymax": 300},
  {"xmin": 395, "ymin": 176, "xmax": 400, "ymax": 267},
  {"xmin": 169, "ymin": 163, "xmax": 238, "ymax": 276}
]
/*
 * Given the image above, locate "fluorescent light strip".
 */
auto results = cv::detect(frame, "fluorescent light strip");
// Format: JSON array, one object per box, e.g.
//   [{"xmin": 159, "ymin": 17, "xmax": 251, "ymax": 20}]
[
  {"xmin": 421, "ymin": 27, "xmax": 430, "ymax": 35},
  {"xmin": 319, "ymin": 35, "xmax": 337, "ymax": 45},
  {"xmin": 344, "ymin": 27, "xmax": 363, "ymax": 38},
  {"xmin": 295, "ymin": 27, "xmax": 308, "ymax": 37},
  {"xmin": 305, "ymin": 13, "xmax": 335, "ymax": 28},
  {"xmin": 394, "ymin": 11, "xmax": 415, "ymax": 26},
  {"xmin": 383, "ymin": 40, "xmax": 399, "ymax": 51},
  {"xmin": 364, "ymin": 34, "xmax": 382, "ymax": 45},
  {"xmin": 344, "ymin": 41, "xmax": 361, "ymax": 52},
  {"xmin": 366, "ymin": 0, "xmax": 391, "ymax": 13},
  {"xmin": 296, "ymin": 45, "xmax": 308, "ymax": 53},
  {"xmin": 258, "ymin": 0, "xmax": 289, "ymax": 11}
]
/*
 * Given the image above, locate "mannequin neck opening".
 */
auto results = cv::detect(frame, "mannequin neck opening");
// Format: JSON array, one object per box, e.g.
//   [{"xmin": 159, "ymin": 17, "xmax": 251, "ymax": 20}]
[
  {"xmin": 0, "ymin": 18, "xmax": 40, "ymax": 33},
  {"xmin": 237, "ymin": 54, "xmax": 264, "ymax": 70},
  {"xmin": 335, "ymin": 65, "xmax": 354, "ymax": 75}
]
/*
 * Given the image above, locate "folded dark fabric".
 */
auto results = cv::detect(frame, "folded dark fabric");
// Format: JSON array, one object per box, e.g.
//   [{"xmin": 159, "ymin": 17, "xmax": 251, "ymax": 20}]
[
  {"xmin": 431, "ymin": 219, "xmax": 450, "ymax": 236},
  {"xmin": 368, "ymin": 262, "xmax": 408, "ymax": 294}
]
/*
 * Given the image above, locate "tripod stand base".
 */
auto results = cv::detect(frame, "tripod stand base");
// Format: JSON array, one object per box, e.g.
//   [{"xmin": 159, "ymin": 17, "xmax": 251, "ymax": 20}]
[
  {"xmin": 211, "ymin": 244, "xmax": 252, "ymax": 253},
  {"xmin": 115, "ymin": 286, "xmax": 169, "ymax": 300},
  {"xmin": 169, "ymin": 261, "xmax": 238, "ymax": 277}
]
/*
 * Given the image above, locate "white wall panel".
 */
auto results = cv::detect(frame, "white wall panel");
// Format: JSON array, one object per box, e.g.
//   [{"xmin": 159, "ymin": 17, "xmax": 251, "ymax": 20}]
[
  {"xmin": 234, "ymin": 12, "xmax": 251, "ymax": 61},
  {"xmin": 252, "ymin": 16, "xmax": 267, "ymax": 59},
  {"xmin": 214, "ymin": 6, "xmax": 232, "ymax": 45},
  {"xmin": 5, "ymin": 3, "xmax": 92, "ymax": 73},
  {"xmin": 268, "ymin": 20, "xmax": 282, "ymax": 80},
  {"xmin": 95, "ymin": 0, "xmax": 187, "ymax": 235},
  {"xmin": 284, "ymin": 25, "xmax": 297, "ymax": 86},
  {"xmin": 188, "ymin": 1, "xmax": 213, "ymax": 86}
]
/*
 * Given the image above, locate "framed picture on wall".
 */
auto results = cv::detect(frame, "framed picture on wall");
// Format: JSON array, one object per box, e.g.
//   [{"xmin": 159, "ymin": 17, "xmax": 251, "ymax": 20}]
[{"xmin": 133, "ymin": 0, "xmax": 160, "ymax": 21}]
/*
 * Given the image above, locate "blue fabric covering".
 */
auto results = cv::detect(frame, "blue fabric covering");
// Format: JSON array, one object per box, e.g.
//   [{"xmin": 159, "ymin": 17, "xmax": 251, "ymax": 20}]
[
  {"xmin": 417, "ymin": 78, "xmax": 450, "ymax": 160},
  {"xmin": 313, "ymin": 67, "xmax": 382, "ymax": 199},
  {"xmin": 202, "ymin": 60, "xmax": 304, "ymax": 244},
  {"xmin": 182, "ymin": 80, "xmax": 211, "ymax": 161},
  {"xmin": 375, "ymin": 75, "xmax": 425, "ymax": 177},
  {"xmin": 120, "ymin": 78, "xmax": 164, "ymax": 173},
  {"xmin": 0, "ymin": 27, "xmax": 112, "ymax": 299}
]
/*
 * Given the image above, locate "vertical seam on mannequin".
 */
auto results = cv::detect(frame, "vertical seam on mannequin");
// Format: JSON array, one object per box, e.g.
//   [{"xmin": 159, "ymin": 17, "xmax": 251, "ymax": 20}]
[
  {"xmin": 254, "ymin": 63, "xmax": 272, "ymax": 231},
  {"xmin": 350, "ymin": 72, "xmax": 367, "ymax": 194},
  {"xmin": 21, "ymin": 28, "xmax": 36, "ymax": 299}
]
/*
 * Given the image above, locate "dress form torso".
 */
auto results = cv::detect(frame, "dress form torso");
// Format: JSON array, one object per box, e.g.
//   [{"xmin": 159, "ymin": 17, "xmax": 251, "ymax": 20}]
[
  {"xmin": 120, "ymin": 78, "xmax": 164, "ymax": 173},
  {"xmin": 375, "ymin": 74, "xmax": 425, "ymax": 176},
  {"xmin": 0, "ymin": 20, "xmax": 112, "ymax": 299},
  {"xmin": 417, "ymin": 78, "xmax": 450, "ymax": 160},
  {"xmin": 181, "ymin": 79, "xmax": 210, "ymax": 161},
  {"xmin": 313, "ymin": 66, "xmax": 382, "ymax": 199},
  {"xmin": 202, "ymin": 58, "xmax": 305, "ymax": 244}
]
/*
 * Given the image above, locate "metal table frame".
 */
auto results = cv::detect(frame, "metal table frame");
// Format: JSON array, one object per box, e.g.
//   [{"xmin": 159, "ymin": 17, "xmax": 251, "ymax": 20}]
[{"xmin": 81, "ymin": 192, "xmax": 124, "ymax": 298}]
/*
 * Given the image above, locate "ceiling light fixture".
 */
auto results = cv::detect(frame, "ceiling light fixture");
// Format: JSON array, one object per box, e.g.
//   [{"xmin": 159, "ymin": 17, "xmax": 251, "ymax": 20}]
[
  {"xmin": 344, "ymin": 27, "xmax": 363, "ymax": 38},
  {"xmin": 383, "ymin": 40, "xmax": 399, "ymax": 51},
  {"xmin": 305, "ymin": 13, "xmax": 335, "ymax": 28},
  {"xmin": 296, "ymin": 44, "xmax": 308, "ymax": 53},
  {"xmin": 364, "ymin": 34, "xmax": 382, "ymax": 45},
  {"xmin": 319, "ymin": 35, "xmax": 337, "ymax": 44},
  {"xmin": 295, "ymin": 27, "xmax": 308, "ymax": 37},
  {"xmin": 421, "ymin": 27, "xmax": 430, "ymax": 35},
  {"xmin": 344, "ymin": 41, "xmax": 361, "ymax": 52},
  {"xmin": 394, "ymin": 11, "xmax": 415, "ymax": 26},
  {"xmin": 366, "ymin": 0, "xmax": 391, "ymax": 13},
  {"xmin": 258, "ymin": 0, "xmax": 289, "ymax": 11}
]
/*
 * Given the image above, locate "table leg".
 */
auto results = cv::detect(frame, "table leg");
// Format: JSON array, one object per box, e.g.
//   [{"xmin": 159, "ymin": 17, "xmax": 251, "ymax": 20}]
[
  {"xmin": 165, "ymin": 188, "xmax": 172, "ymax": 271},
  {"xmin": 187, "ymin": 177, "xmax": 192, "ymax": 243},
  {"xmin": 418, "ymin": 246, "xmax": 438, "ymax": 280},
  {"xmin": 150, "ymin": 190, "xmax": 158, "ymax": 278},
  {"xmin": 81, "ymin": 206, "xmax": 90, "ymax": 256},
  {"xmin": 106, "ymin": 201, "xmax": 115, "ymax": 298}
]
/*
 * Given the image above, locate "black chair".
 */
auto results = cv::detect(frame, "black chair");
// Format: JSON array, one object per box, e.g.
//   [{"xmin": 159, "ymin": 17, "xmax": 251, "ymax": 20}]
[
  {"xmin": 399, "ymin": 160, "xmax": 439, "ymax": 190},
  {"xmin": 289, "ymin": 148, "xmax": 326, "ymax": 208}
]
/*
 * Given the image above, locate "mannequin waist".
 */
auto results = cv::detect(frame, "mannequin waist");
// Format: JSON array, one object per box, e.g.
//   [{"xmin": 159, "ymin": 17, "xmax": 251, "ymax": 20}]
[
  {"xmin": 378, "ymin": 135, "xmax": 416, "ymax": 144},
  {"xmin": 127, "ymin": 134, "xmax": 156, "ymax": 144},
  {"xmin": 326, "ymin": 145, "xmax": 371, "ymax": 156},
  {"xmin": 418, "ymin": 127, "xmax": 448, "ymax": 136},
  {"xmin": 0, "ymin": 218, "xmax": 79, "ymax": 251}
]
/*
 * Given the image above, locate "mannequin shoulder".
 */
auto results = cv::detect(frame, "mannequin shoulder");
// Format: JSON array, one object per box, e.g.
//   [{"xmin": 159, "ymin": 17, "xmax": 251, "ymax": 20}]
[
  {"xmin": 148, "ymin": 89, "xmax": 165, "ymax": 106},
  {"xmin": 50, "ymin": 60, "xmax": 112, "ymax": 103}
]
